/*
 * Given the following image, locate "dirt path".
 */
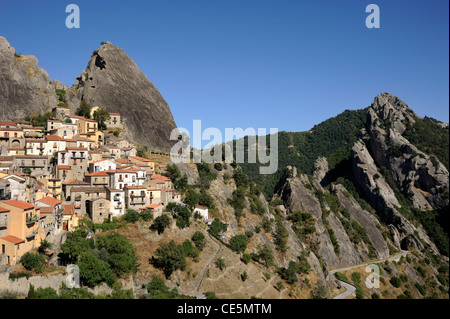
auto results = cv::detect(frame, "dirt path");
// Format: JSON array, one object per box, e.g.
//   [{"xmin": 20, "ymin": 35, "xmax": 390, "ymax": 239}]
[{"xmin": 196, "ymin": 233, "xmax": 222, "ymax": 294}]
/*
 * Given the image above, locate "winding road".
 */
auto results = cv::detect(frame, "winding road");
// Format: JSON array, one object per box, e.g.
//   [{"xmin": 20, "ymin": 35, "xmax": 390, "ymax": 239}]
[{"xmin": 330, "ymin": 250, "xmax": 409, "ymax": 299}]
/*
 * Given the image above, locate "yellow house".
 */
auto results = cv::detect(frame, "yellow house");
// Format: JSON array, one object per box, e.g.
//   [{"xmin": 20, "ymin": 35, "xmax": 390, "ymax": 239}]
[
  {"xmin": 80, "ymin": 131, "xmax": 104, "ymax": 148},
  {"xmin": 77, "ymin": 118, "xmax": 98, "ymax": 135},
  {"xmin": 38, "ymin": 176, "xmax": 62, "ymax": 200},
  {"xmin": 0, "ymin": 200, "xmax": 45, "ymax": 265}
]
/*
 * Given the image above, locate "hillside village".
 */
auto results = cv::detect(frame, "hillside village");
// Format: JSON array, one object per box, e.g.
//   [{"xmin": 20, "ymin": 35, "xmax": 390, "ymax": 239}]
[{"xmin": 0, "ymin": 106, "xmax": 205, "ymax": 267}]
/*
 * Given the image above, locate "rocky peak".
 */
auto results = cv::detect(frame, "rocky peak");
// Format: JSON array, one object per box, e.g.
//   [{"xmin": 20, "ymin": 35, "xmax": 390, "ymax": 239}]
[
  {"xmin": 0, "ymin": 36, "xmax": 57, "ymax": 119},
  {"xmin": 75, "ymin": 41, "xmax": 178, "ymax": 152},
  {"xmin": 370, "ymin": 92, "xmax": 418, "ymax": 134}
]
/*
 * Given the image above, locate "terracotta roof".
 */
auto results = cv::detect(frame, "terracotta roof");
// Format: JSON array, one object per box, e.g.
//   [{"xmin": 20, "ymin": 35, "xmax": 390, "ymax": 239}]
[
  {"xmin": 1, "ymin": 200, "xmax": 34, "ymax": 210},
  {"xmin": 195, "ymin": 205, "xmax": 208, "ymax": 210},
  {"xmin": 57, "ymin": 165, "xmax": 71, "ymax": 170},
  {"xmin": 62, "ymin": 204, "xmax": 75, "ymax": 215},
  {"xmin": 63, "ymin": 179, "xmax": 89, "ymax": 185},
  {"xmin": 0, "ymin": 235, "xmax": 25, "ymax": 245},
  {"xmin": 0, "ymin": 207, "xmax": 10, "ymax": 213},
  {"xmin": 146, "ymin": 187, "xmax": 161, "ymax": 191},
  {"xmin": 152, "ymin": 175, "xmax": 171, "ymax": 181},
  {"xmin": 46, "ymin": 135, "xmax": 64, "ymax": 141},
  {"xmin": 39, "ymin": 207, "xmax": 54, "ymax": 214},
  {"xmin": 114, "ymin": 159, "xmax": 130, "ymax": 164},
  {"xmin": 89, "ymin": 160, "xmax": 106, "ymax": 164},
  {"xmin": 38, "ymin": 196, "xmax": 63, "ymax": 207},
  {"xmin": 0, "ymin": 121, "xmax": 17, "ymax": 126},
  {"xmin": 109, "ymin": 113, "xmax": 120, "ymax": 116},
  {"xmin": 26, "ymin": 139, "xmax": 45, "ymax": 143},
  {"xmin": 86, "ymin": 171, "xmax": 109, "ymax": 177},
  {"xmin": 7, "ymin": 148, "xmax": 25, "ymax": 151}
]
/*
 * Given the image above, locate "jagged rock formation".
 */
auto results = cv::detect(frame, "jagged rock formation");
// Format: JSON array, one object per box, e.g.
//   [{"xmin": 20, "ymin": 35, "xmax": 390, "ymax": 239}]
[
  {"xmin": 75, "ymin": 41, "xmax": 178, "ymax": 152},
  {"xmin": 0, "ymin": 37, "xmax": 57, "ymax": 119},
  {"xmin": 365, "ymin": 93, "xmax": 449, "ymax": 211}
]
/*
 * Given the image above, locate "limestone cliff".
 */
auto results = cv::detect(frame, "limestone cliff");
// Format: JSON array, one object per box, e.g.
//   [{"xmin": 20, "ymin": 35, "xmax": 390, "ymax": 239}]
[
  {"xmin": 0, "ymin": 36, "xmax": 58, "ymax": 119},
  {"xmin": 75, "ymin": 41, "xmax": 178, "ymax": 153}
]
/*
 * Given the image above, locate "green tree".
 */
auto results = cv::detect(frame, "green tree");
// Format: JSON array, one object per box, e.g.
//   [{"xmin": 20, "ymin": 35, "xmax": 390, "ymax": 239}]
[
  {"xmin": 184, "ymin": 189, "xmax": 199, "ymax": 208},
  {"xmin": 153, "ymin": 241, "xmax": 187, "ymax": 278},
  {"xmin": 60, "ymin": 229, "xmax": 93, "ymax": 263},
  {"xmin": 146, "ymin": 275, "xmax": 182, "ymax": 299},
  {"xmin": 209, "ymin": 218, "xmax": 227, "ymax": 237},
  {"xmin": 257, "ymin": 245, "xmax": 274, "ymax": 268},
  {"xmin": 124, "ymin": 209, "xmax": 140, "ymax": 223},
  {"xmin": 191, "ymin": 231, "xmax": 206, "ymax": 251},
  {"xmin": 152, "ymin": 214, "xmax": 172, "ymax": 234},
  {"xmin": 20, "ymin": 252, "xmax": 45, "ymax": 272},
  {"xmin": 93, "ymin": 107, "xmax": 110, "ymax": 131},
  {"xmin": 274, "ymin": 219, "xmax": 289, "ymax": 252},
  {"xmin": 77, "ymin": 252, "xmax": 116, "ymax": 287},
  {"xmin": 76, "ymin": 100, "xmax": 92, "ymax": 119},
  {"xmin": 229, "ymin": 234, "xmax": 249, "ymax": 253}
]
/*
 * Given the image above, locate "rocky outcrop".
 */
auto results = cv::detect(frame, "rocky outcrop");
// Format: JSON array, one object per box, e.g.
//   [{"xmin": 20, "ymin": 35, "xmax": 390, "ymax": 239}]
[
  {"xmin": 0, "ymin": 37, "xmax": 57, "ymax": 119},
  {"xmin": 75, "ymin": 41, "xmax": 178, "ymax": 152},
  {"xmin": 334, "ymin": 184, "xmax": 389, "ymax": 259},
  {"xmin": 351, "ymin": 139, "xmax": 439, "ymax": 255},
  {"xmin": 366, "ymin": 92, "xmax": 449, "ymax": 211},
  {"xmin": 313, "ymin": 157, "xmax": 329, "ymax": 186}
]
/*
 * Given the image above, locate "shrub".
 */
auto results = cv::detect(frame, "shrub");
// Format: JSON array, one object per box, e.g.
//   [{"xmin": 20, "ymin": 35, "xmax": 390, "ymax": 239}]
[
  {"xmin": 152, "ymin": 214, "xmax": 171, "ymax": 234},
  {"xmin": 215, "ymin": 258, "xmax": 226, "ymax": 271},
  {"xmin": 335, "ymin": 272, "xmax": 348, "ymax": 282},
  {"xmin": 390, "ymin": 276, "xmax": 402, "ymax": 288},
  {"xmin": 229, "ymin": 234, "xmax": 249, "ymax": 253},
  {"xmin": 191, "ymin": 231, "xmax": 206, "ymax": 251},
  {"xmin": 355, "ymin": 284, "xmax": 364, "ymax": 299},
  {"xmin": 124, "ymin": 209, "xmax": 140, "ymax": 223},
  {"xmin": 20, "ymin": 252, "xmax": 45, "ymax": 272},
  {"xmin": 77, "ymin": 252, "xmax": 116, "ymax": 287},
  {"xmin": 209, "ymin": 218, "xmax": 227, "ymax": 237},
  {"xmin": 351, "ymin": 272, "xmax": 361, "ymax": 284},
  {"xmin": 153, "ymin": 241, "xmax": 187, "ymax": 278}
]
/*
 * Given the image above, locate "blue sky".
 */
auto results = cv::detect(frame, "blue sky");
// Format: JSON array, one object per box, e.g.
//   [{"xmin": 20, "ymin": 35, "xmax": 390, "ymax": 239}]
[{"xmin": 0, "ymin": 0, "xmax": 448, "ymax": 137}]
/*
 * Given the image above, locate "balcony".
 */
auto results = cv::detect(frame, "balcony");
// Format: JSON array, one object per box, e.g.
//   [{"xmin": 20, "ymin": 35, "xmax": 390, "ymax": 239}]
[
  {"xmin": 26, "ymin": 230, "xmax": 37, "ymax": 239},
  {"xmin": 26, "ymin": 215, "xmax": 39, "ymax": 225},
  {"xmin": 130, "ymin": 194, "xmax": 145, "ymax": 198},
  {"xmin": 93, "ymin": 181, "xmax": 108, "ymax": 185},
  {"xmin": 113, "ymin": 196, "xmax": 121, "ymax": 202}
]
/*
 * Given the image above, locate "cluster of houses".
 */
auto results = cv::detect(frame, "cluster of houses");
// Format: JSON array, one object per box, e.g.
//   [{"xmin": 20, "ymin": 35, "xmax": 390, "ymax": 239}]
[{"xmin": 0, "ymin": 106, "xmax": 209, "ymax": 267}]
